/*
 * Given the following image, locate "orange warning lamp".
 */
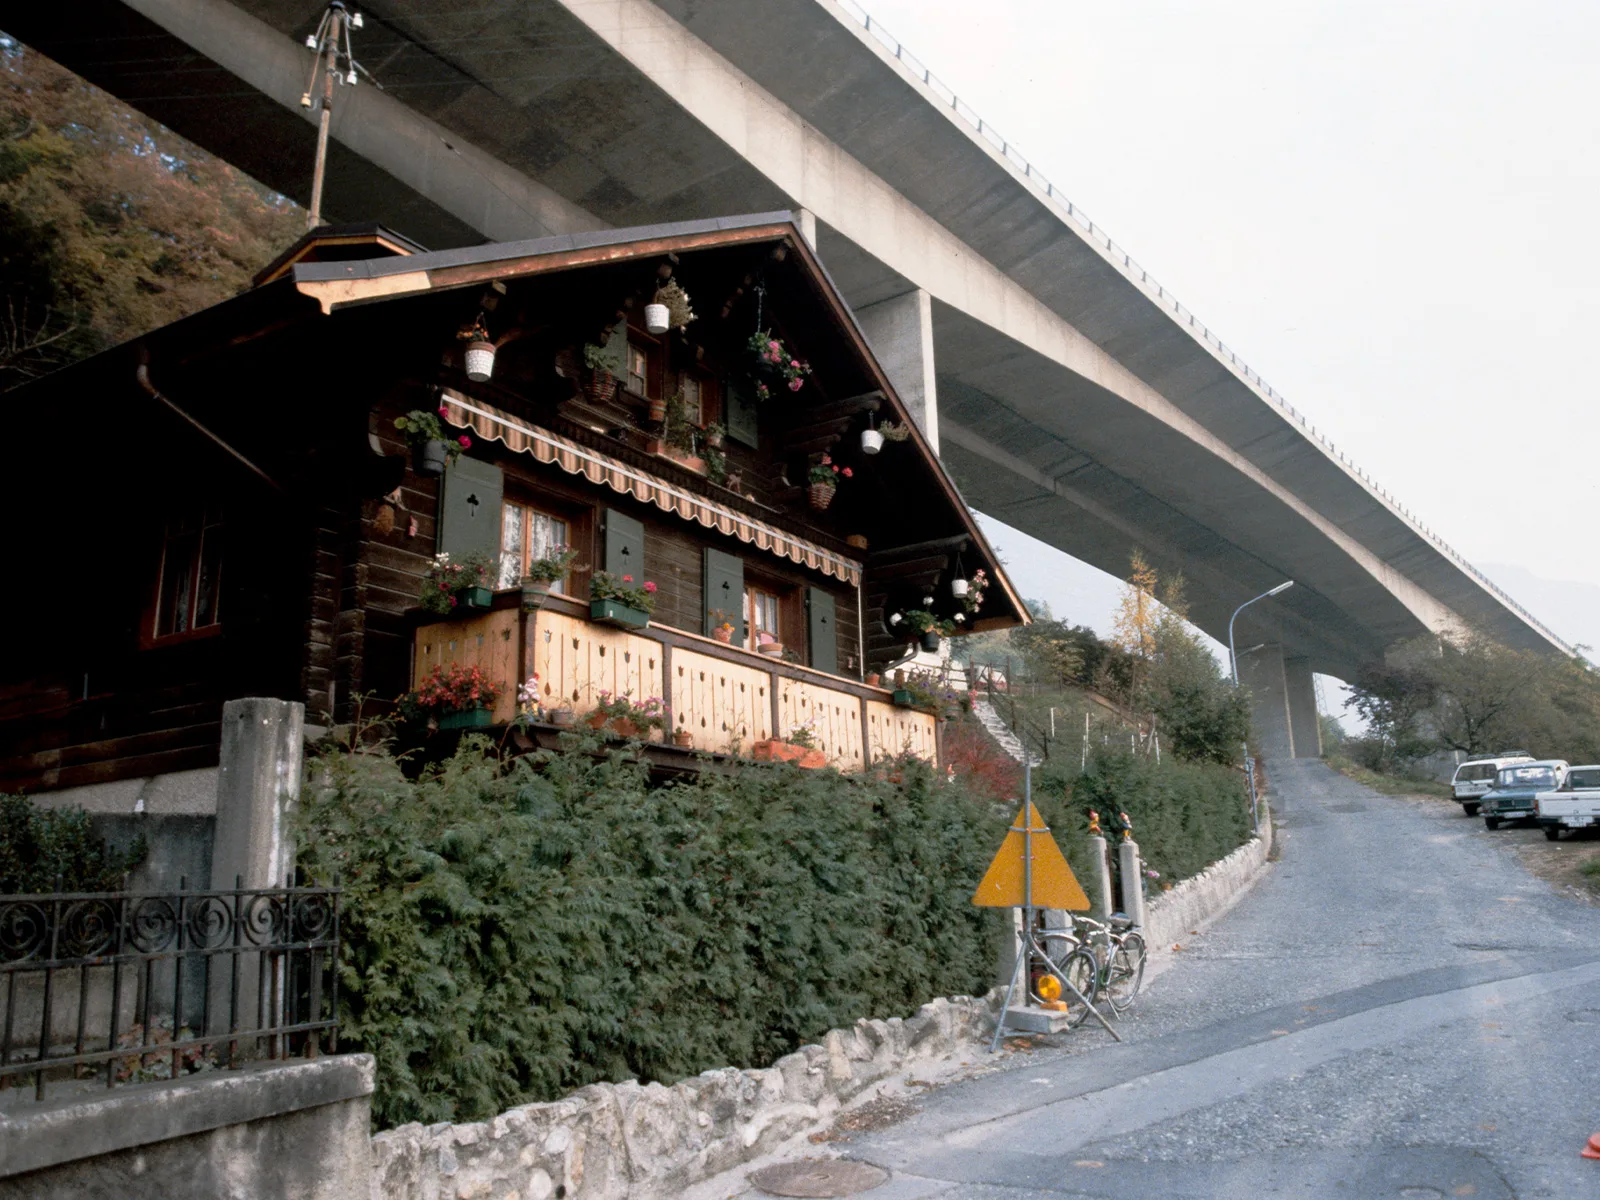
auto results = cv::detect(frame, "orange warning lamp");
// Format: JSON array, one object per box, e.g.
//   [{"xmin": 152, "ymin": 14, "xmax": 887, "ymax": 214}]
[{"xmin": 1035, "ymin": 973, "xmax": 1062, "ymax": 1002}]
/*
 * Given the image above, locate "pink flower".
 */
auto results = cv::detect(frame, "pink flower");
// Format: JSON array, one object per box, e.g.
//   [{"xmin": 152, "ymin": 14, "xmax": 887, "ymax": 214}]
[
  {"xmin": 622, "ymin": 574, "xmax": 633, "ymax": 583},
  {"xmin": 768, "ymin": 340, "xmax": 779, "ymax": 351},
  {"xmin": 841, "ymin": 467, "xmax": 853, "ymax": 478},
  {"xmin": 644, "ymin": 581, "xmax": 657, "ymax": 593},
  {"xmin": 437, "ymin": 405, "xmax": 450, "ymax": 418},
  {"xmin": 789, "ymin": 360, "xmax": 799, "ymax": 369},
  {"xmin": 787, "ymin": 378, "xmax": 803, "ymax": 391},
  {"xmin": 458, "ymin": 435, "xmax": 472, "ymax": 447},
  {"xmin": 820, "ymin": 455, "xmax": 831, "ymax": 465}
]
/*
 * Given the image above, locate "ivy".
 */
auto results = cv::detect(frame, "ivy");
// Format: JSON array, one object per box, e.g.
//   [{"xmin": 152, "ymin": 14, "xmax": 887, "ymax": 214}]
[{"xmin": 296, "ymin": 738, "xmax": 1008, "ymax": 1129}]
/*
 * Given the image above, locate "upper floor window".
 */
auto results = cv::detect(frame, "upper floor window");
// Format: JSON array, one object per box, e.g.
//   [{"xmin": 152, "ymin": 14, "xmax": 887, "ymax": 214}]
[
  {"xmin": 744, "ymin": 585, "xmax": 780, "ymax": 653},
  {"xmin": 681, "ymin": 376, "xmax": 704, "ymax": 426},
  {"xmin": 627, "ymin": 344, "xmax": 650, "ymax": 398},
  {"xmin": 153, "ymin": 503, "xmax": 223, "ymax": 641},
  {"xmin": 499, "ymin": 501, "xmax": 572, "ymax": 591}
]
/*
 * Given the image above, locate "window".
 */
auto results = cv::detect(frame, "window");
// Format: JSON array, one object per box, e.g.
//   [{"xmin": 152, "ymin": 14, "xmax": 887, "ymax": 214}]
[
  {"xmin": 681, "ymin": 376, "xmax": 703, "ymax": 426},
  {"xmin": 499, "ymin": 501, "xmax": 572, "ymax": 591},
  {"xmin": 627, "ymin": 344, "xmax": 650, "ymax": 398},
  {"xmin": 153, "ymin": 503, "xmax": 223, "ymax": 640},
  {"xmin": 744, "ymin": 585, "xmax": 780, "ymax": 652}
]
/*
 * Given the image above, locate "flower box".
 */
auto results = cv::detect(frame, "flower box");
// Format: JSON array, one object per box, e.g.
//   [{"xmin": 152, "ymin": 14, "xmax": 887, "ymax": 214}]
[
  {"xmin": 587, "ymin": 712, "xmax": 641, "ymax": 739},
  {"xmin": 891, "ymin": 688, "xmax": 915, "ymax": 708},
  {"xmin": 456, "ymin": 586, "xmax": 494, "ymax": 610},
  {"xmin": 590, "ymin": 599, "xmax": 650, "ymax": 629},
  {"xmin": 751, "ymin": 739, "xmax": 828, "ymax": 769},
  {"xmin": 438, "ymin": 707, "xmax": 493, "ymax": 730}
]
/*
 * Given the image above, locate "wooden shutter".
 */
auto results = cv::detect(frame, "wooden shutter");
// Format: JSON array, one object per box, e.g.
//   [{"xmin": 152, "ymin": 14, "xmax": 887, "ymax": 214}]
[
  {"xmin": 807, "ymin": 587, "xmax": 838, "ymax": 675},
  {"xmin": 725, "ymin": 383, "xmax": 759, "ymax": 448},
  {"xmin": 704, "ymin": 548, "xmax": 745, "ymax": 639},
  {"xmin": 602, "ymin": 508, "xmax": 645, "ymax": 579},
  {"xmin": 438, "ymin": 457, "xmax": 503, "ymax": 560}
]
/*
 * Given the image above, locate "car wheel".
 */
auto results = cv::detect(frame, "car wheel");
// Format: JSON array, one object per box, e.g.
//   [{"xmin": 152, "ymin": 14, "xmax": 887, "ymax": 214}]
[
  {"xmin": 1544, "ymin": 826, "xmax": 1562, "ymax": 841},
  {"xmin": 1485, "ymin": 817, "xmax": 1500, "ymax": 831},
  {"xmin": 1462, "ymin": 802, "xmax": 1480, "ymax": 817}
]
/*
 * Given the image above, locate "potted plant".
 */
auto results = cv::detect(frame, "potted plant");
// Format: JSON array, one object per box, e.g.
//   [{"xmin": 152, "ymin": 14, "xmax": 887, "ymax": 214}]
[
  {"xmin": 459, "ymin": 313, "xmax": 495, "ymax": 383},
  {"xmin": 751, "ymin": 725, "xmax": 827, "ymax": 768},
  {"xmin": 807, "ymin": 456, "xmax": 852, "ymax": 512},
  {"xmin": 583, "ymin": 343, "xmax": 621, "ymax": 403},
  {"xmin": 420, "ymin": 551, "xmax": 500, "ymax": 614},
  {"xmin": 672, "ymin": 728, "xmax": 694, "ymax": 749},
  {"xmin": 962, "ymin": 568, "xmax": 990, "ymax": 615},
  {"xmin": 395, "ymin": 407, "xmax": 472, "ymax": 477},
  {"xmin": 865, "ymin": 671, "xmax": 882, "ymax": 688},
  {"xmin": 659, "ymin": 392, "xmax": 703, "ymax": 470},
  {"xmin": 703, "ymin": 422, "xmax": 725, "ymax": 449},
  {"xmin": 521, "ymin": 546, "xmax": 579, "ymax": 611},
  {"xmin": 654, "ymin": 280, "xmax": 697, "ymax": 331},
  {"xmin": 409, "ymin": 662, "xmax": 503, "ymax": 730},
  {"xmin": 586, "ymin": 692, "xmax": 667, "ymax": 740},
  {"xmin": 756, "ymin": 630, "xmax": 783, "ymax": 658},
  {"xmin": 590, "ymin": 571, "xmax": 657, "ymax": 628},
  {"xmin": 550, "ymin": 704, "xmax": 577, "ymax": 728},
  {"xmin": 746, "ymin": 330, "xmax": 812, "ymax": 401},
  {"xmin": 646, "ymin": 392, "xmax": 667, "ymax": 424},
  {"xmin": 901, "ymin": 609, "xmax": 951, "ymax": 653},
  {"xmin": 709, "ymin": 610, "xmax": 737, "ymax": 644}
]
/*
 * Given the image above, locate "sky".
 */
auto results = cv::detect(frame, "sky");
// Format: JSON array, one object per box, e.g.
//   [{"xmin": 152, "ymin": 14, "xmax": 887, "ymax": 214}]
[{"xmin": 851, "ymin": 0, "xmax": 1600, "ymax": 677}]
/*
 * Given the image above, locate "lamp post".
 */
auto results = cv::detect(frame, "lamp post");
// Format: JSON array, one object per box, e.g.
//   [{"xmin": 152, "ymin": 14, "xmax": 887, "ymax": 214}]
[{"xmin": 1228, "ymin": 581, "xmax": 1293, "ymax": 686}]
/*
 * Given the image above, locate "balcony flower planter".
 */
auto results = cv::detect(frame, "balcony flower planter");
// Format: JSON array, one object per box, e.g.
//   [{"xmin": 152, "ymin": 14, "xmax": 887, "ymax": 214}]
[
  {"xmin": 414, "ymin": 439, "xmax": 450, "ymax": 477},
  {"xmin": 646, "ymin": 395, "xmax": 667, "ymax": 423},
  {"xmin": 522, "ymin": 580, "xmax": 551, "ymax": 611},
  {"xmin": 751, "ymin": 739, "xmax": 828, "ymax": 769},
  {"xmin": 591, "ymin": 598, "xmax": 650, "ymax": 629},
  {"xmin": 587, "ymin": 370, "xmax": 619, "ymax": 404},
  {"xmin": 456, "ymin": 586, "xmax": 494, "ymax": 611},
  {"xmin": 891, "ymin": 688, "xmax": 915, "ymax": 707},
  {"xmin": 587, "ymin": 712, "xmax": 641, "ymax": 739},
  {"xmin": 757, "ymin": 640, "xmax": 784, "ymax": 658},
  {"xmin": 865, "ymin": 672, "xmax": 881, "ymax": 688},
  {"xmin": 438, "ymin": 707, "xmax": 493, "ymax": 731}
]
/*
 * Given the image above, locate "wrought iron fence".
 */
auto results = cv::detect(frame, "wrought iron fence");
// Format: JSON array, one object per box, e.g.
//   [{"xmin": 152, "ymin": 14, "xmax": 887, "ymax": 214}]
[{"xmin": 0, "ymin": 878, "xmax": 339, "ymax": 1101}]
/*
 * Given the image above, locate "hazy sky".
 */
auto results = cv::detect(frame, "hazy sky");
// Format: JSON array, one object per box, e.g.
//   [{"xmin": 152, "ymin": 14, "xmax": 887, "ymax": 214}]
[{"xmin": 854, "ymin": 0, "xmax": 1599, "ymax": 643}]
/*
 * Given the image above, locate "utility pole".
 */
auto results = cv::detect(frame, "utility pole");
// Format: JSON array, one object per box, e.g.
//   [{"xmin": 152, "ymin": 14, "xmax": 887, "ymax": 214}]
[{"xmin": 301, "ymin": 2, "xmax": 365, "ymax": 230}]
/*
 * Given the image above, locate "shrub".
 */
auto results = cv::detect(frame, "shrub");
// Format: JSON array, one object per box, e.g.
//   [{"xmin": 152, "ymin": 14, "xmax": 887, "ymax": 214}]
[
  {"xmin": 0, "ymin": 794, "xmax": 146, "ymax": 894},
  {"xmin": 296, "ymin": 737, "xmax": 1007, "ymax": 1128}
]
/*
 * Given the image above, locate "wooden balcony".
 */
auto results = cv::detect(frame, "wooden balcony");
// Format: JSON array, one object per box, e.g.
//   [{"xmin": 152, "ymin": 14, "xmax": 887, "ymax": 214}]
[{"xmin": 411, "ymin": 592, "xmax": 938, "ymax": 771}]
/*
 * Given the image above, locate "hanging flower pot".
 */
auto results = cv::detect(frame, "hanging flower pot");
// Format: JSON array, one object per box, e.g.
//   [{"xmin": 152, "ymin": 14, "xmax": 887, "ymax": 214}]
[
  {"xmin": 464, "ymin": 340, "xmax": 496, "ymax": 383},
  {"xmin": 521, "ymin": 579, "xmax": 552, "ymax": 611},
  {"xmin": 644, "ymin": 303, "xmax": 670, "ymax": 334},
  {"xmin": 951, "ymin": 577, "xmax": 970, "ymax": 599},
  {"xmin": 808, "ymin": 481, "xmax": 836, "ymax": 511},
  {"xmin": 861, "ymin": 427, "xmax": 884, "ymax": 455},
  {"xmin": 587, "ymin": 370, "xmax": 618, "ymax": 404},
  {"xmin": 414, "ymin": 439, "xmax": 449, "ymax": 477},
  {"xmin": 920, "ymin": 630, "xmax": 942, "ymax": 653}
]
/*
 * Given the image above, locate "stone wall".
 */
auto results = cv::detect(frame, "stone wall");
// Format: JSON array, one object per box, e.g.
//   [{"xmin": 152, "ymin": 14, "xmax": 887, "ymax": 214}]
[
  {"xmin": 1142, "ymin": 805, "xmax": 1274, "ymax": 950},
  {"xmin": 369, "ymin": 995, "xmax": 992, "ymax": 1200}
]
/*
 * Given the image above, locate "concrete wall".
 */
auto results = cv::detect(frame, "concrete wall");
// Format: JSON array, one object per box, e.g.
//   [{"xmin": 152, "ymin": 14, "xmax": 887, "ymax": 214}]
[
  {"xmin": 1284, "ymin": 657, "xmax": 1323, "ymax": 759},
  {"xmin": 1241, "ymin": 643, "xmax": 1294, "ymax": 759},
  {"xmin": 0, "ymin": 1056, "xmax": 374, "ymax": 1200},
  {"xmin": 1143, "ymin": 807, "xmax": 1273, "ymax": 951}
]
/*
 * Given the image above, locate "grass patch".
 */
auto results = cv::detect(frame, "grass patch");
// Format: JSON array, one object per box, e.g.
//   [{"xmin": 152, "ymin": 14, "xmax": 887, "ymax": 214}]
[{"xmin": 1325, "ymin": 753, "xmax": 1452, "ymax": 799}]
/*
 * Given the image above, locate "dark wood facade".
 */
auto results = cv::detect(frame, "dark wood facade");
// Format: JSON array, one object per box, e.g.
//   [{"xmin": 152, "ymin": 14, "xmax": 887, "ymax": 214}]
[{"xmin": 1, "ymin": 214, "xmax": 1024, "ymax": 793}]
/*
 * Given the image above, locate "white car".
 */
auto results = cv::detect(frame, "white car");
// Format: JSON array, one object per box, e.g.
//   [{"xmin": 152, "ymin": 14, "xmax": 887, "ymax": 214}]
[
  {"xmin": 1451, "ymin": 753, "xmax": 1534, "ymax": 816},
  {"xmin": 1536, "ymin": 765, "xmax": 1600, "ymax": 841}
]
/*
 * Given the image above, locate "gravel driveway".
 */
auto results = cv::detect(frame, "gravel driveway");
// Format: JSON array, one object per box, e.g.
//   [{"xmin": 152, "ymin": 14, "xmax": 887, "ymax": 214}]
[{"xmin": 825, "ymin": 757, "xmax": 1600, "ymax": 1199}]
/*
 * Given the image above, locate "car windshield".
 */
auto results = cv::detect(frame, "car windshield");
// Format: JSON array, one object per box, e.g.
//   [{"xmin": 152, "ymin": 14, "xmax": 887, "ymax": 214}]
[
  {"xmin": 1498, "ymin": 766, "xmax": 1558, "ymax": 787},
  {"xmin": 1567, "ymin": 769, "xmax": 1600, "ymax": 789}
]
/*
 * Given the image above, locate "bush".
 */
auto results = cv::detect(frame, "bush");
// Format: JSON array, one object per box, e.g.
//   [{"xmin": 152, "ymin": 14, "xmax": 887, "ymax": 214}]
[
  {"xmin": 0, "ymin": 794, "xmax": 146, "ymax": 894},
  {"xmin": 296, "ymin": 737, "xmax": 1008, "ymax": 1129}
]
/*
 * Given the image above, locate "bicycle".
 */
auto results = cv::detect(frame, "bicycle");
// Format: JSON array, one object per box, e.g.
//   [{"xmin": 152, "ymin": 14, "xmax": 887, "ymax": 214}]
[{"xmin": 1071, "ymin": 913, "xmax": 1147, "ymax": 1015}]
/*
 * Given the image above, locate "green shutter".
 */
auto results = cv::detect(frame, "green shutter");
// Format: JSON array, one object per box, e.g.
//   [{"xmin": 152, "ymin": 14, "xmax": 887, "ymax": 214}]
[
  {"xmin": 438, "ymin": 456, "xmax": 503, "ymax": 561},
  {"xmin": 725, "ymin": 383, "xmax": 759, "ymax": 448},
  {"xmin": 603, "ymin": 508, "xmax": 645, "ymax": 579},
  {"xmin": 807, "ymin": 587, "xmax": 838, "ymax": 675},
  {"xmin": 704, "ymin": 548, "xmax": 745, "ymax": 640}
]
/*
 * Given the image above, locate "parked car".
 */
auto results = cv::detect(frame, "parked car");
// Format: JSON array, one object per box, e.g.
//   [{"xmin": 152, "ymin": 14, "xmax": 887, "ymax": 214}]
[
  {"xmin": 1535, "ymin": 765, "xmax": 1600, "ymax": 840},
  {"xmin": 1480, "ymin": 760, "xmax": 1569, "ymax": 830},
  {"xmin": 1451, "ymin": 753, "xmax": 1535, "ymax": 816}
]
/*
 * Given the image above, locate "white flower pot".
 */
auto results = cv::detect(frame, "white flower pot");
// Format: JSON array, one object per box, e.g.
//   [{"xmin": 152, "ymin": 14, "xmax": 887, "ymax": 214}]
[
  {"xmin": 951, "ymin": 578, "xmax": 969, "ymax": 598},
  {"xmin": 464, "ymin": 340, "xmax": 496, "ymax": 383},
  {"xmin": 860, "ymin": 428, "xmax": 885, "ymax": 455},
  {"xmin": 644, "ymin": 303, "xmax": 670, "ymax": 334}
]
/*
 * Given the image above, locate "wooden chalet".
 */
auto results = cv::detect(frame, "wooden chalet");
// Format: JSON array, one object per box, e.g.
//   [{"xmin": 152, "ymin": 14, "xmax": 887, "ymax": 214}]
[{"xmin": 2, "ymin": 213, "xmax": 1026, "ymax": 792}]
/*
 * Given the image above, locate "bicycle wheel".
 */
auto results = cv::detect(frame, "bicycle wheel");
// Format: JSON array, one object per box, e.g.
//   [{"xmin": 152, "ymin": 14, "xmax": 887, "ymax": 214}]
[
  {"xmin": 1105, "ymin": 932, "xmax": 1147, "ymax": 1014},
  {"xmin": 1048, "ymin": 948, "xmax": 1099, "ymax": 1028}
]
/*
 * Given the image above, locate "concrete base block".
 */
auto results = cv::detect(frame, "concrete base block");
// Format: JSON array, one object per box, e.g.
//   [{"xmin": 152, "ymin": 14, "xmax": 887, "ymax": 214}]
[{"xmin": 999, "ymin": 1007, "xmax": 1079, "ymax": 1034}]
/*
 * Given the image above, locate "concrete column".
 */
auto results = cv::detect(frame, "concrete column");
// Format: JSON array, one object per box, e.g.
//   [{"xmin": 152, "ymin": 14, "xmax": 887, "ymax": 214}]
[
  {"xmin": 855, "ymin": 289, "xmax": 939, "ymax": 453},
  {"xmin": 1284, "ymin": 657, "xmax": 1323, "ymax": 759},
  {"xmin": 1117, "ymin": 838, "xmax": 1146, "ymax": 928},
  {"xmin": 795, "ymin": 206, "xmax": 817, "ymax": 250},
  {"xmin": 1087, "ymin": 834, "xmax": 1114, "ymax": 919},
  {"xmin": 1239, "ymin": 643, "xmax": 1294, "ymax": 759},
  {"xmin": 210, "ymin": 698, "xmax": 304, "ymax": 892}
]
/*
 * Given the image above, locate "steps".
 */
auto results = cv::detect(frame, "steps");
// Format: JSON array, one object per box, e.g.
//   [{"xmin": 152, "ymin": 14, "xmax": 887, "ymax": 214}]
[{"xmin": 973, "ymin": 698, "xmax": 1039, "ymax": 766}]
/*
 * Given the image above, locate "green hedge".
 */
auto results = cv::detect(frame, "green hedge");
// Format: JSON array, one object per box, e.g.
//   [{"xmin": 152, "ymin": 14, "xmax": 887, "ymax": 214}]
[
  {"xmin": 296, "ymin": 739, "xmax": 1008, "ymax": 1129},
  {"xmin": 0, "ymin": 795, "xmax": 146, "ymax": 894}
]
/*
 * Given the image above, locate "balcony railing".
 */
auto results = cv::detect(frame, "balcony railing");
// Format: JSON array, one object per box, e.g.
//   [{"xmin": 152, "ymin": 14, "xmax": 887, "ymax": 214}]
[{"xmin": 411, "ymin": 591, "xmax": 939, "ymax": 770}]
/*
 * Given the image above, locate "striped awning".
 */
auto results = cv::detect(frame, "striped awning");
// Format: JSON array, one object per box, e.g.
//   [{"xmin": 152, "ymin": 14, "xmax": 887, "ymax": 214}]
[{"xmin": 440, "ymin": 393, "xmax": 863, "ymax": 586}]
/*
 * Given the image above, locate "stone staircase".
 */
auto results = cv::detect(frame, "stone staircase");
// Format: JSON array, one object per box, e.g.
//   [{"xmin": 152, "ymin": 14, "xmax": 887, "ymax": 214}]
[{"xmin": 972, "ymin": 698, "xmax": 1039, "ymax": 766}]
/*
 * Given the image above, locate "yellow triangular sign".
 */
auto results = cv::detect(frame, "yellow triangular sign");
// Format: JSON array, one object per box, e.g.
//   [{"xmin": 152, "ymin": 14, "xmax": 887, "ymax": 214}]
[{"xmin": 971, "ymin": 802, "xmax": 1090, "ymax": 910}]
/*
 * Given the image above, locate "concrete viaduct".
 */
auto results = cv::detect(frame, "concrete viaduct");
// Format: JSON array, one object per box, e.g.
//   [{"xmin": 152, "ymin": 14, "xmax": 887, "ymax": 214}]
[{"xmin": 12, "ymin": 0, "xmax": 1573, "ymax": 757}]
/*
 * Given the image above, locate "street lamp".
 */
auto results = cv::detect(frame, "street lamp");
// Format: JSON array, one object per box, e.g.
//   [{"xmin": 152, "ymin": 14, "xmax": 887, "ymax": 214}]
[{"xmin": 1228, "ymin": 581, "xmax": 1293, "ymax": 685}]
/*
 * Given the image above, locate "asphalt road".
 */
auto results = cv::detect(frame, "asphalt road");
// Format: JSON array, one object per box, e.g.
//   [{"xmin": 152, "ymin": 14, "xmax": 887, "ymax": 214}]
[{"xmin": 833, "ymin": 758, "xmax": 1600, "ymax": 1200}]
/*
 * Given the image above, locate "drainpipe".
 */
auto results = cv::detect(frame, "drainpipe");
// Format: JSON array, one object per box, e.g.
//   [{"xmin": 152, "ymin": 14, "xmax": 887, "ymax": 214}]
[{"xmin": 136, "ymin": 361, "xmax": 283, "ymax": 493}]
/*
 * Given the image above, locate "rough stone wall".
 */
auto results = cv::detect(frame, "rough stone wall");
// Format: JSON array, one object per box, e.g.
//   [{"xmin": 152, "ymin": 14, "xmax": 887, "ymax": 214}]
[
  {"xmin": 1142, "ymin": 807, "xmax": 1274, "ymax": 949},
  {"xmin": 368, "ymin": 995, "xmax": 992, "ymax": 1200}
]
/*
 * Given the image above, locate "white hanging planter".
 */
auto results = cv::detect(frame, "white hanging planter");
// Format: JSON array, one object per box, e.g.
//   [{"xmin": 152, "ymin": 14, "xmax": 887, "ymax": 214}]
[
  {"xmin": 951, "ymin": 577, "xmax": 970, "ymax": 598},
  {"xmin": 860, "ymin": 427, "xmax": 884, "ymax": 455},
  {"xmin": 644, "ymin": 303, "xmax": 670, "ymax": 334},
  {"xmin": 464, "ymin": 340, "xmax": 496, "ymax": 383}
]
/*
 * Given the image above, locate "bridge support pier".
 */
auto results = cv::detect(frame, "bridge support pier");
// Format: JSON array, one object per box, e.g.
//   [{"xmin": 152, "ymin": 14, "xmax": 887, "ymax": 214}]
[
  {"xmin": 1240, "ymin": 644, "xmax": 1322, "ymax": 759},
  {"xmin": 856, "ymin": 289, "xmax": 938, "ymax": 453}
]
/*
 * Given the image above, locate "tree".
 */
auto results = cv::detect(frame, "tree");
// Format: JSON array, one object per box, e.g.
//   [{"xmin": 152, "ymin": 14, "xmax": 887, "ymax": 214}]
[
  {"xmin": 1346, "ymin": 652, "xmax": 1437, "ymax": 770},
  {"xmin": 1429, "ymin": 629, "xmax": 1550, "ymax": 756}
]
